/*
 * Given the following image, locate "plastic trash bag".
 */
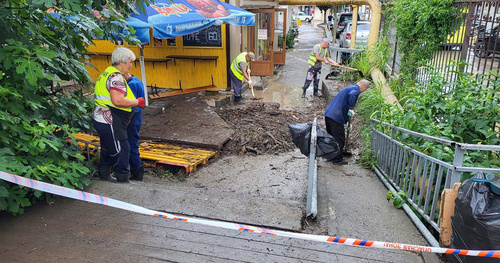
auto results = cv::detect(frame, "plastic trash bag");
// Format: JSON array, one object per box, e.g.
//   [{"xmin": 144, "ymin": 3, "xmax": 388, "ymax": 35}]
[
  {"xmin": 289, "ymin": 123, "xmax": 340, "ymax": 159},
  {"xmin": 289, "ymin": 123, "xmax": 312, "ymax": 156},
  {"xmin": 316, "ymin": 127, "xmax": 340, "ymax": 160},
  {"xmin": 449, "ymin": 172, "xmax": 500, "ymax": 263}
]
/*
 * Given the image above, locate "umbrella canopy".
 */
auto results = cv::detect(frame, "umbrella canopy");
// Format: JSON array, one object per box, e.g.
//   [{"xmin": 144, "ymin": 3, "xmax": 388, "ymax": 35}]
[{"xmin": 128, "ymin": 0, "xmax": 255, "ymax": 43}]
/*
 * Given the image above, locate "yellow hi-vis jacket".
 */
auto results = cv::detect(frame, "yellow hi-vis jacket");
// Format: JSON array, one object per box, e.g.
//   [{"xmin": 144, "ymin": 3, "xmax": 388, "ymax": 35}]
[
  {"xmin": 308, "ymin": 44, "xmax": 327, "ymax": 66},
  {"xmin": 94, "ymin": 66, "xmax": 136, "ymax": 112},
  {"xmin": 230, "ymin": 52, "xmax": 248, "ymax": 81}
]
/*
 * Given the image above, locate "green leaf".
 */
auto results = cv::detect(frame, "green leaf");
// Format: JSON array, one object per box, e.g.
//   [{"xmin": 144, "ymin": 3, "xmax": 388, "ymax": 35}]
[{"xmin": 0, "ymin": 186, "xmax": 8, "ymax": 198}]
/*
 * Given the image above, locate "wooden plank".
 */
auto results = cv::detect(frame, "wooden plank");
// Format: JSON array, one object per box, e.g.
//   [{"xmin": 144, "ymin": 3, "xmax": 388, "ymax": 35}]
[{"xmin": 149, "ymin": 85, "xmax": 217, "ymax": 100}]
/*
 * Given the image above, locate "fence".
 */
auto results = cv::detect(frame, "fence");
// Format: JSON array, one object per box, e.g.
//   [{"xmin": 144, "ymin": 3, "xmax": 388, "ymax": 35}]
[
  {"xmin": 383, "ymin": 0, "xmax": 500, "ymax": 82},
  {"xmin": 370, "ymin": 119, "xmax": 500, "ymax": 239}
]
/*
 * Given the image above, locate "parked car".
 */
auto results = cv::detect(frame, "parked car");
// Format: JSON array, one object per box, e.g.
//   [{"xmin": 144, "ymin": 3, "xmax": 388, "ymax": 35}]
[
  {"xmin": 474, "ymin": 23, "xmax": 500, "ymax": 57},
  {"xmin": 336, "ymin": 13, "xmax": 361, "ymax": 38},
  {"xmin": 339, "ymin": 21, "xmax": 371, "ymax": 48},
  {"xmin": 293, "ymin": 12, "xmax": 313, "ymax": 23}
]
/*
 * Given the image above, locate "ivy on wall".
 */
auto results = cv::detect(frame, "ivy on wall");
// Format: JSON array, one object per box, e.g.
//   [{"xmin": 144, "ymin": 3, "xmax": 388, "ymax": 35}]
[{"xmin": 387, "ymin": 0, "xmax": 457, "ymax": 84}]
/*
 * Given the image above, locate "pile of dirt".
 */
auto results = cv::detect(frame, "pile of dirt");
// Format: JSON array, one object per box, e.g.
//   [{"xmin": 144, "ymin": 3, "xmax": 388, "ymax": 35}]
[{"xmin": 216, "ymin": 100, "xmax": 325, "ymax": 155}]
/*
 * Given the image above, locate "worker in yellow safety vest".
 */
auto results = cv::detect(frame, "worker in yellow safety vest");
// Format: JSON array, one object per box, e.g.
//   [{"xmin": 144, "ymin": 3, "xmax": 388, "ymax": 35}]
[
  {"xmin": 92, "ymin": 47, "xmax": 146, "ymax": 183},
  {"xmin": 228, "ymin": 52, "xmax": 255, "ymax": 104},
  {"xmin": 302, "ymin": 38, "xmax": 339, "ymax": 98}
]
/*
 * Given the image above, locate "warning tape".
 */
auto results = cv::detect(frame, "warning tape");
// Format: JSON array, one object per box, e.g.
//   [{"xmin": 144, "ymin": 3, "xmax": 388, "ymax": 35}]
[{"xmin": 1, "ymin": 170, "xmax": 499, "ymax": 258}]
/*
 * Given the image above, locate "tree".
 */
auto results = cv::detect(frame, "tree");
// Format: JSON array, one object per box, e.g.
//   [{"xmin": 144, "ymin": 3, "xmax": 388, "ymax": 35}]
[
  {"xmin": 0, "ymin": 0, "xmax": 152, "ymax": 214},
  {"xmin": 317, "ymin": 5, "xmax": 332, "ymax": 24}
]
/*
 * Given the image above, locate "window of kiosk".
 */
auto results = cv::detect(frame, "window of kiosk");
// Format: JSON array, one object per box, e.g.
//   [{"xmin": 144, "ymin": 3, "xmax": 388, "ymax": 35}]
[
  {"xmin": 274, "ymin": 11, "xmax": 285, "ymax": 52},
  {"xmin": 167, "ymin": 38, "xmax": 176, "ymax": 47},
  {"xmin": 153, "ymin": 37, "xmax": 163, "ymax": 47}
]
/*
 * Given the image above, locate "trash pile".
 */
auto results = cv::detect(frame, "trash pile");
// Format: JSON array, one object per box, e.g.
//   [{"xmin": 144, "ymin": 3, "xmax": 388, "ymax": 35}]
[{"xmin": 216, "ymin": 101, "xmax": 324, "ymax": 155}]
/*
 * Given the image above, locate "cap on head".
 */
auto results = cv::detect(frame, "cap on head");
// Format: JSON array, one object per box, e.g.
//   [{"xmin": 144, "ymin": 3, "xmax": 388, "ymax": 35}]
[
  {"xmin": 322, "ymin": 38, "xmax": 331, "ymax": 44},
  {"xmin": 247, "ymin": 52, "xmax": 255, "ymax": 61}
]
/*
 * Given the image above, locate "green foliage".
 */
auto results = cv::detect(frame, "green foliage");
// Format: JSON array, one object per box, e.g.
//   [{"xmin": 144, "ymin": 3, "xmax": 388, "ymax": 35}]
[
  {"xmin": 345, "ymin": 39, "xmax": 393, "ymax": 79},
  {"xmin": 0, "ymin": 0, "xmax": 152, "ymax": 215},
  {"xmin": 386, "ymin": 190, "xmax": 408, "ymax": 208},
  {"xmin": 358, "ymin": 61, "xmax": 500, "ymax": 169},
  {"xmin": 286, "ymin": 28, "xmax": 297, "ymax": 49},
  {"xmin": 388, "ymin": 0, "xmax": 457, "ymax": 84}
]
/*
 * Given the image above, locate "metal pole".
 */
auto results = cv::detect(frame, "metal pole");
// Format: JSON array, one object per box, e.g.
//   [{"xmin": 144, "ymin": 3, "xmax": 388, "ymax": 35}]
[
  {"xmin": 306, "ymin": 118, "xmax": 318, "ymax": 219},
  {"xmin": 450, "ymin": 143, "xmax": 464, "ymax": 188},
  {"xmin": 139, "ymin": 45, "xmax": 149, "ymax": 106}
]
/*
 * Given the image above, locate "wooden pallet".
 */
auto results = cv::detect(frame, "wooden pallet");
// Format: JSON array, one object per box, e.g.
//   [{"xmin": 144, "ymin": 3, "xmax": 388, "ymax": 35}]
[{"xmin": 70, "ymin": 133, "xmax": 218, "ymax": 174}]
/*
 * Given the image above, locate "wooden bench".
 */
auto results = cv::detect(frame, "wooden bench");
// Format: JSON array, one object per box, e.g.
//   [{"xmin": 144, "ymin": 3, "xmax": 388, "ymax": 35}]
[
  {"xmin": 139, "ymin": 58, "xmax": 172, "ymax": 70},
  {"xmin": 166, "ymin": 55, "xmax": 219, "ymax": 67},
  {"xmin": 149, "ymin": 75, "xmax": 217, "ymax": 100},
  {"xmin": 84, "ymin": 52, "xmax": 113, "ymax": 63}
]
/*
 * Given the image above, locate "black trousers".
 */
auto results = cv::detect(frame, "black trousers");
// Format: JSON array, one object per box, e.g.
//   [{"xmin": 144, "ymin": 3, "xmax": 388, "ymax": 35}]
[
  {"xmin": 325, "ymin": 117, "xmax": 345, "ymax": 162},
  {"xmin": 302, "ymin": 65, "xmax": 321, "ymax": 93}
]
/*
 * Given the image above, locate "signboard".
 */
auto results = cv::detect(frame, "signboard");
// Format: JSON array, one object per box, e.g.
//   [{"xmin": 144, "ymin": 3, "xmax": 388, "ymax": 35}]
[
  {"xmin": 258, "ymin": 29, "xmax": 267, "ymax": 40},
  {"xmin": 182, "ymin": 25, "xmax": 222, "ymax": 47}
]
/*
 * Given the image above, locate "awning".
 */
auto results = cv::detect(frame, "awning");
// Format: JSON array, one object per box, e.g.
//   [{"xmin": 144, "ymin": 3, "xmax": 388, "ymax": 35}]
[{"xmin": 128, "ymin": 0, "xmax": 255, "ymax": 43}]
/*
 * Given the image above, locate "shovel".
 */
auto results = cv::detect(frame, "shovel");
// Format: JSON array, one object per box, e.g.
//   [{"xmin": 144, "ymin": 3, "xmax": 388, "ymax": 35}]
[
  {"xmin": 343, "ymin": 116, "xmax": 353, "ymax": 156},
  {"xmin": 248, "ymin": 69, "xmax": 261, "ymax": 101}
]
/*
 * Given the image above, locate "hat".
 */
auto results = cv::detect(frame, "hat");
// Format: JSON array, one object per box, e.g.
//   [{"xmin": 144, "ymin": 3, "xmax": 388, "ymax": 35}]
[
  {"xmin": 322, "ymin": 38, "xmax": 332, "ymax": 44},
  {"xmin": 247, "ymin": 52, "xmax": 255, "ymax": 61}
]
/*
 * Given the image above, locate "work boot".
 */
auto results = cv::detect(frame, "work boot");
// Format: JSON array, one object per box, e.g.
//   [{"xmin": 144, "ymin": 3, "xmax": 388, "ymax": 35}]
[
  {"xmin": 98, "ymin": 165, "xmax": 115, "ymax": 181},
  {"xmin": 234, "ymin": 96, "xmax": 244, "ymax": 105},
  {"xmin": 130, "ymin": 166, "xmax": 144, "ymax": 181},
  {"xmin": 313, "ymin": 91, "xmax": 323, "ymax": 97},
  {"xmin": 115, "ymin": 172, "xmax": 130, "ymax": 183},
  {"xmin": 301, "ymin": 90, "xmax": 306, "ymax": 98}
]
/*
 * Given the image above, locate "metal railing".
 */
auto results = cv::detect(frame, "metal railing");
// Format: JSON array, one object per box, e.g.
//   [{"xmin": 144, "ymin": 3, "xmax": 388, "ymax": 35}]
[{"xmin": 370, "ymin": 119, "xmax": 500, "ymax": 235}]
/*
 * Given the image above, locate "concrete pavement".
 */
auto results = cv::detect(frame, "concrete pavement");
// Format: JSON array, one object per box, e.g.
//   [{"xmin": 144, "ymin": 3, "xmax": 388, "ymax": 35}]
[{"xmin": 0, "ymin": 22, "xmax": 443, "ymax": 263}]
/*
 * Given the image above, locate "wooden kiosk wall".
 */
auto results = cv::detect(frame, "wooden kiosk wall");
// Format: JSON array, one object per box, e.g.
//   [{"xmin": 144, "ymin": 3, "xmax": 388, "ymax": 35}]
[{"xmin": 85, "ymin": 25, "xmax": 228, "ymax": 91}]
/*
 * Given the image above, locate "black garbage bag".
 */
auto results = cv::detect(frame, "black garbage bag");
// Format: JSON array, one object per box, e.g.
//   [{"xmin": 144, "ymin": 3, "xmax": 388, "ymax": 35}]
[
  {"xmin": 289, "ymin": 123, "xmax": 312, "ymax": 156},
  {"xmin": 316, "ymin": 127, "xmax": 340, "ymax": 160},
  {"xmin": 289, "ymin": 123, "xmax": 340, "ymax": 159},
  {"xmin": 449, "ymin": 172, "xmax": 500, "ymax": 263}
]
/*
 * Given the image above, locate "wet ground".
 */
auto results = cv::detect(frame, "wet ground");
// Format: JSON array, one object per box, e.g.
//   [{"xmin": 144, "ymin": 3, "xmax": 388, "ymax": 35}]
[{"xmin": 0, "ymin": 22, "xmax": 442, "ymax": 263}]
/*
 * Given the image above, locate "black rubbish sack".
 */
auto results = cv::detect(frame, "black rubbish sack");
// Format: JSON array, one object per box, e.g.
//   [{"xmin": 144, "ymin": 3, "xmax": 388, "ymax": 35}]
[
  {"xmin": 288, "ymin": 123, "xmax": 341, "ymax": 159},
  {"xmin": 289, "ymin": 123, "xmax": 312, "ymax": 156},
  {"xmin": 316, "ymin": 127, "xmax": 340, "ymax": 160},
  {"xmin": 449, "ymin": 172, "xmax": 500, "ymax": 263}
]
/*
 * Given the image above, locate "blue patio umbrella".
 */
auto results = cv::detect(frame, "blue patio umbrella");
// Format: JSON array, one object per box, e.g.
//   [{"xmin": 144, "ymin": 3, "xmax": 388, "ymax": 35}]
[
  {"xmin": 125, "ymin": 0, "xmax": 254, "ymax": 105},
  {"xmin": 128, "ymin": 0, "xmax": 255, "ymax": 43}
]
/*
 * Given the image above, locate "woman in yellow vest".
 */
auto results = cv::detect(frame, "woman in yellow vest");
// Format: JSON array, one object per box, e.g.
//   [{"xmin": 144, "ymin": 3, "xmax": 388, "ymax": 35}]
[
  {"xmin": 92, "ymin": 47, "xmax": 146, "ymax": 183},
  {"xmin": 302, "ymin": 38, "xmax": 339, "ymax": 98},
  {"xmin": 229, "ymin": 52, "xmax": 255, "ymax": 104}
]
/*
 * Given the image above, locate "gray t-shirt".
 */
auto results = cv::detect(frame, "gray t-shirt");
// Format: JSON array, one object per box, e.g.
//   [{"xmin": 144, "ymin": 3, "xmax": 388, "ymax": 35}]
[
  {"xmin": 312, "ymin": 44, "xmax": 329, "ymax": 68},
  {"xmin": 238, "ymin": 61, "xmax": 247, "ymax": 73}
]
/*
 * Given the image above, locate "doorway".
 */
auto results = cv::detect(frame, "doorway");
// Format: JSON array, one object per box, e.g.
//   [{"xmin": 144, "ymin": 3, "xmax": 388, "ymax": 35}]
[
  {"xmin": 248, "ymin": 9, "xmax": 275, "ymax": 76},
  {"xmin": 273, "ymin": 9, "xmax": 287, "ymax": 65}
]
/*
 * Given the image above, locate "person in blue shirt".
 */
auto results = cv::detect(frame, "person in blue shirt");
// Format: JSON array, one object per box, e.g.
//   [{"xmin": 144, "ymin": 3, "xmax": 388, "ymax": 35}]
[
  {"xmin": 124, "ymin": 73, "xmax": 145, "ymax": 180},
  {"xmin": 324, "ymin": 79, "xmax": 370, "ymax": 165}
]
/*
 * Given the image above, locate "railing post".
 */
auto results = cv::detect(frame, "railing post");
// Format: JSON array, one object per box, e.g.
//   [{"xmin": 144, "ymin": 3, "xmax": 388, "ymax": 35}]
[{"xmin": 450, "ymin": 143, "xmax": 464, "ymax": 188}]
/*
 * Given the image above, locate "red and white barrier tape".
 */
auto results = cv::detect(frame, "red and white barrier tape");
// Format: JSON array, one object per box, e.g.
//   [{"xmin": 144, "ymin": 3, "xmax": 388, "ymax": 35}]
[{"xmin": 1, "ymin": 171, "xmax": 499, "ymax": 258}]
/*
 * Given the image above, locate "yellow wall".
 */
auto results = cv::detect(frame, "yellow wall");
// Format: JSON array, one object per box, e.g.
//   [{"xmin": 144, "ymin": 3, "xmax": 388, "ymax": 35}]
[{"xmin": 86, "ymin": 25, "xmax": 227, "ymax": 91}]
